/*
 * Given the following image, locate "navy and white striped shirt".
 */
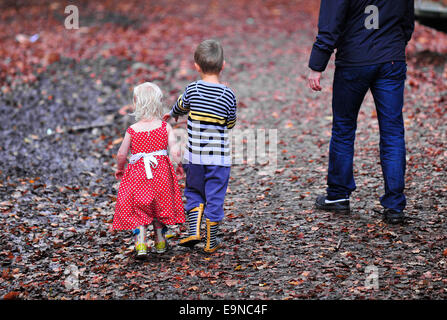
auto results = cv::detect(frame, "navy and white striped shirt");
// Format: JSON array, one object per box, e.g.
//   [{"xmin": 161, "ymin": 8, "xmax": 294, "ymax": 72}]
[{"xmin": 170, "ymin": 80, "xmax": 237, "ymax": 166}]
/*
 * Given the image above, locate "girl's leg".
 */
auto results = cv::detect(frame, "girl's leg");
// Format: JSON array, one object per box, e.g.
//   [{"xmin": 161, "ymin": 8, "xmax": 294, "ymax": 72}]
[
  {"xmin": 133, "ymin": 225, "xmax": 147, "ymax": 258},
  {"xmin": 153, "ymin": 219, "xmax": 168, "ymax": 253}
]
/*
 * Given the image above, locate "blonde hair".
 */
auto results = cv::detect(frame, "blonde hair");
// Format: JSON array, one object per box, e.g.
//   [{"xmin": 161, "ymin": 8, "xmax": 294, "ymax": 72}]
[{"xmin": 131, "ymin": 82, "xmax": 164, "ymax": 121}]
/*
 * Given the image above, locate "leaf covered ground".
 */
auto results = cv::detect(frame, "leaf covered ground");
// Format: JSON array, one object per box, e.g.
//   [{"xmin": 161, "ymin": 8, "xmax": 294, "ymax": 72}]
[{"xmin": 0, "ymin": 0, "xmax": 446, "ymax": 300}]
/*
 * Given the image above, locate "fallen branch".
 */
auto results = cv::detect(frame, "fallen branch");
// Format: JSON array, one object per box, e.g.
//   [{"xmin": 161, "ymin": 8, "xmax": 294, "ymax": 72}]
[
  {"xmin": 66, "ymin": 121, "xmax": 114, "ymax": 133},
  {"xmin": 335, "ymin": 237, "xmax": 342, "ymax": 252}
]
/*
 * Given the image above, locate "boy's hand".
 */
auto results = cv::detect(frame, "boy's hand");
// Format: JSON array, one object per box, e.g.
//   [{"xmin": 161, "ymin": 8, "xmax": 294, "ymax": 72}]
[
  {"xmin": 162, "ymin": 113, "xmax": 178, "ymax": 122},
  {"xmin": 115, "ymin": 170, "xmax": 124, "ymax": 180},
  {"xmin": 308, "ymin": 69, "xmax": 322, "ymax": 91}
]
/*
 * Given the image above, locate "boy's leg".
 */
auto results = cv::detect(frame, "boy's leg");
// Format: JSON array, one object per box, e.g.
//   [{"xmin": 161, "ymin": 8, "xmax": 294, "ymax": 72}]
[
  {"xmin": 180, "ymin": 163, "xmax": 206, "ymax": 247},
  {"xmin": 204, "ymin": 218, "xmax": 221, "ymax": 254},
  {"xmin": 203, "ymin": 166, "xmax": 231, "ymax": 253},
  {"xmin": 370, "ymin": 62, "xmax": 407, "ymax": 218},
  {"xmin": 203, "ymin": 166, "xmax": 231, "ymax": 222},
  {"xmin": 183, "ymin": 163, "xmax": 206, "ymax": 211}
]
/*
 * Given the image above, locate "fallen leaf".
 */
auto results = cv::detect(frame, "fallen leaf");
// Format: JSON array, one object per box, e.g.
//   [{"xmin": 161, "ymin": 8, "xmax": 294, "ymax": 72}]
[
  {"xmin": 3, "ymin": 291, "xmax": 20, "ymax": 300},
  {"xmin": 225, "ymin": 279, "xmax": 238, "ymax": 287}
]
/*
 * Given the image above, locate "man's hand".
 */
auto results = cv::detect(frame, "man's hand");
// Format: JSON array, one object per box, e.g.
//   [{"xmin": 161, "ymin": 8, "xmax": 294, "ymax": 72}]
[
  {"xmin": 308, "ymin": 69, "xmax": 322, "ymax": 91},
  {"xmin": 162, "ymin": 113, "xmax": 178, "ymax": 122}
]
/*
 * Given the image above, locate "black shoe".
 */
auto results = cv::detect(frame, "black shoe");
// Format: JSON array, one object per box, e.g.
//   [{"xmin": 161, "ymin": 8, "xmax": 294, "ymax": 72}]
[
  {"xmin": 315, "ymin": 195, "xmax": 350, "ymax": 213},
  {"xmin": 383, "ymin": 209, "xmax": 405, "ymax": 224}
]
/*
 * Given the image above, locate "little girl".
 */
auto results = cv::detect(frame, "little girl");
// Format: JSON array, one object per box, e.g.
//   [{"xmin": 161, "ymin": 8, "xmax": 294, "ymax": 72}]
[{"xmin": 113, "ymin": 82, "xmax": 185, "ymax": 258}]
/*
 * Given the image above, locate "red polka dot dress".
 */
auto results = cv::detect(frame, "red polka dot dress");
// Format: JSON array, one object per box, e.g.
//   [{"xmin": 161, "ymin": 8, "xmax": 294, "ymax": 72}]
[{"xmin": 113, "ymin": 121, "xmax": 185, "ymax": 230}]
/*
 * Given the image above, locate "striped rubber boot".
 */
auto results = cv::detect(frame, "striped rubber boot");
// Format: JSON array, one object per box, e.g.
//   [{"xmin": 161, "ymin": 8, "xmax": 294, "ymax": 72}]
[
  {"xmin": 179, "ymin": 203, "xmax": 204, "ymax": 247},
  {"xmin": 133, "ymin": 225, "xmax": 147, "ymax": 258},
  {"xmin": 204, "ymin": 219, "xmax": 222, "ymax": 254}
]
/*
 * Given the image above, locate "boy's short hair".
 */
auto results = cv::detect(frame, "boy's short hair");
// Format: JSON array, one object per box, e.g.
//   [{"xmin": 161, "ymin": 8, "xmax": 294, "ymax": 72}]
[{"xmin": 194, "ymin": 39, "xmax": 224, "ymax": 74}]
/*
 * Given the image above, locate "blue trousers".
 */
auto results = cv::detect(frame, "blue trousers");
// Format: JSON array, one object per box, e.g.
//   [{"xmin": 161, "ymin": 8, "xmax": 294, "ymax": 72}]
[
  {"xmin": 327, "ymin": 61, "xmax": 407, "ymax": 212},
  {"xmin": 183, "ymin": 163, "xmax": 231, "ymax": 222}
]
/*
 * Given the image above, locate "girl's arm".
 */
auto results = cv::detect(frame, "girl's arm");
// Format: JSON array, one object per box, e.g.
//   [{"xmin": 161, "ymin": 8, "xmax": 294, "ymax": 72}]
[
  {"xmin": 115, "ymin": 131, "xmax": 131, "ymax": 180},
  {"xmin": 166, "ymin": 123, "xmax": 182, "ymax": 164}
]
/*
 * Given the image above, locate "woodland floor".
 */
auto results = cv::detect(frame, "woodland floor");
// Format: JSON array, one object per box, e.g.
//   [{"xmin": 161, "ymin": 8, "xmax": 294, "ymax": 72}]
[{"xmin": 0, "ymin": 0, "xmax": 446, "ymax": 300}]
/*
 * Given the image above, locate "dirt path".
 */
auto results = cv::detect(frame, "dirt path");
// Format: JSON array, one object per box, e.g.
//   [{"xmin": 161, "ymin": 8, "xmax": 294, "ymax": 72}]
[{"xmin": 0, "ymin": 0, "xmax": 446, "ymax": 300}]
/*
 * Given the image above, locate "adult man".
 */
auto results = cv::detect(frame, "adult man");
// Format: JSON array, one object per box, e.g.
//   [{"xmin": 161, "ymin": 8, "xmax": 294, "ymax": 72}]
[{"xmin": 308, "ymin": 0, "xmax": 414, "ymax": 224}]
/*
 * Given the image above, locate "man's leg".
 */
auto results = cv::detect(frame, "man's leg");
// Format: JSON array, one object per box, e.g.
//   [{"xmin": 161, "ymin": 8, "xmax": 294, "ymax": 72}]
[
  {"xmin": 326, "ymin": 66, "xmax": 373, "ymax": 200},
  {"xmin": 370, "ymin": 61, "xmax": 407, "ymax": 217}
]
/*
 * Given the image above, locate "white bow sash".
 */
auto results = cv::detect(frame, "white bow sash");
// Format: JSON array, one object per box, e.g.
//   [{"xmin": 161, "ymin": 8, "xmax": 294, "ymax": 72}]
[{"xmin": 129, "ymin": 150, "xmax": 168, "ymax": 180}]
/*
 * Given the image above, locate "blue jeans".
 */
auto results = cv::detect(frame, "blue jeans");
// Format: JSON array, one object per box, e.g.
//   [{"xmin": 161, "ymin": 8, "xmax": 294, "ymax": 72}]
[
  {"xmin": 183, "ymin": 163, "xmax": 231, "ymax": 222},
  {"xmin": 327, "ymin": 61, "xmax": 407, "ymax": 212}
]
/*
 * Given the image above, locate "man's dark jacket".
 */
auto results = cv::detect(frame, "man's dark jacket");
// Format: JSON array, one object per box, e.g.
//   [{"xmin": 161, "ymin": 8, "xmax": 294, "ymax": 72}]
[{"xmin": 309, "ymin": 0, "xmax": 415, "ymax": 72}]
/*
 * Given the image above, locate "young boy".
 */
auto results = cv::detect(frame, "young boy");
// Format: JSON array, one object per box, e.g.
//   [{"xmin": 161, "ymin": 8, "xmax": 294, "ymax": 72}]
[{"xmin": 163, "ymin": 39, "xmax": 237, "ymax": 253}]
